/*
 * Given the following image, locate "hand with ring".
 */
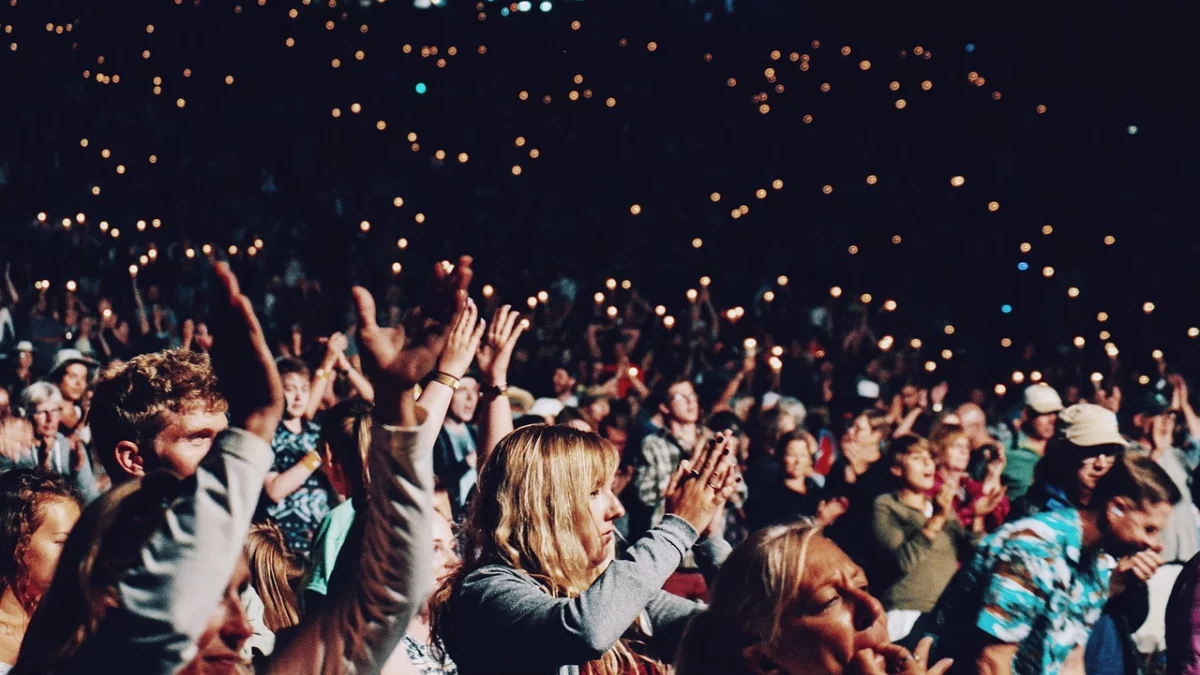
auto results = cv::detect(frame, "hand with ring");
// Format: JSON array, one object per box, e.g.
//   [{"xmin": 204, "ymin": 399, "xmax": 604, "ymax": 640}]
[
  {"xmin": 664, "ymin": 432, "xmax": 740, "ymax": 533},
  {"xmin": 847, "ymin": 637, "xmax": 952, "ymax": 675}
]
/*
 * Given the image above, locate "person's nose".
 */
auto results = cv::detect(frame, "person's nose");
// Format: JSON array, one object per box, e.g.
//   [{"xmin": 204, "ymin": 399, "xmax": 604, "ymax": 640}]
[
  {"xmin": 608, "ymin": 492, "xmax": 626, "ymax": 521},
  {"xmin": 847, "ymin": 585, "xmax": 884, "ymax": 631},
  {"xmin": 223, "ymin": 596, "xmax": 254, "ymax": 644},
  {"xmin": 1145, "ymin": 534, "xmax": 1164, "ymax": 554}
]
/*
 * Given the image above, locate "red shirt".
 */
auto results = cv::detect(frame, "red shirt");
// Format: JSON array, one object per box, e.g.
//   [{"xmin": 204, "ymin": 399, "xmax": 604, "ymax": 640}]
[{"xmin": 929, "ymin": 471, "xmax": 1011, "ymax": 533}]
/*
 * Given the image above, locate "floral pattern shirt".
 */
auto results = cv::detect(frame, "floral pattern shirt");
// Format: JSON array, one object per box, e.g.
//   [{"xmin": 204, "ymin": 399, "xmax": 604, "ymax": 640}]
[
  {"xmin": 267, "ymin": 419, "xmax": 333, "ymax": 558},
  {"xmin": 930, "ymin": 507, "xmax": 1115, "ymax": 675}
]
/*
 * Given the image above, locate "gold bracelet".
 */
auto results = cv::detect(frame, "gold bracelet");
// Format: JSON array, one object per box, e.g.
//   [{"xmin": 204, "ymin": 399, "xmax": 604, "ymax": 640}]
[
  {"xmin": 300, "ymin": 451, "xmax": 323, "ymax": 472},
  {"xmin": 432, "ymin": 372, "xmax": 460, "ymax": 391},
  {"xmin": 314, "ymin": 367, "xmax": 331, "ymax": 379}
]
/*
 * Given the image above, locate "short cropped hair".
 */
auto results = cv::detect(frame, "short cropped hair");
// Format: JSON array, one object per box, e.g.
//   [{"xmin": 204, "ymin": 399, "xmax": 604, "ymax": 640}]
[
  {"xmin": 887, "ymin": 434, "xmax": 933, "ymax": 470},
  {"xmin": 90, "ymin": 350, "xmax": 228, "ymax": 482},
  {"xmin": 21, "ymin": 382, "xmax": 63, "ymax": 417}
]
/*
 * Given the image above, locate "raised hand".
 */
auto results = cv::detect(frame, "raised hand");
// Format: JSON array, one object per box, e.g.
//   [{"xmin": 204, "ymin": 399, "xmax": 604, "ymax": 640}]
[
  {"xmin": 933, "ymin": 481, "xmax": 956, "ymax": 516},
  {"xmin": 663, "ymin": 433, "xmax": 740, "ymax": 533},
  {"xmin": 1112, "ymin": 550, "xmax": 1165, "ymax": 597},
  {"xmin": 930, "ymin": 381, "xmax": 949, "ymax": 408},
  {"xmin": 353, "ymin": 256, "xmax": 473, "ymax": 423},
  {"xmin": 972, "ymin": 485, "xmax": 1007, "ymax": 517},
  {"xmin": 816, "ymin": 496, "xmax": 849, "ymax": 527},
  {"xmin": 0, "ymin": 418, "xmax": 34, "ymax": 464},
  {"xmin": 208, "ymin": 262, "xmax": 284, "ymax": 444},
  {"xmin": 437, "ymin": 299, "xmax": 486, "ymax": 379},
  {"xmin": 475, "ymin": 303, "xmax": 526, "ymax": 386}
]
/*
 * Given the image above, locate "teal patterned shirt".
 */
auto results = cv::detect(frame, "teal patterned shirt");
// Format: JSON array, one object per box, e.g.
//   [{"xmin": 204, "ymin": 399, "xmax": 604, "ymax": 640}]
[{"xmin": 929, "ymin": 507, "xmax": 1115, "ymax": 675}]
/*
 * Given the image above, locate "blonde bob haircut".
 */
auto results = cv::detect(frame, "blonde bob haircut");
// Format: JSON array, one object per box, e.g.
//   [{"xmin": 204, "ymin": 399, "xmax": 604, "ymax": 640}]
[
  {"xmin": 675, "ymin": 521, "xmax": 822, "ymax": 675},
  {"xmin": 433, "ymin": 424, "xmax": 644, "ymax": 675}
]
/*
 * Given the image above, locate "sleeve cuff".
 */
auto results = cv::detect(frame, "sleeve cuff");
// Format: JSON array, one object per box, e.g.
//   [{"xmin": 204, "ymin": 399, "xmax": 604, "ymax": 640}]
[
  {"xmin": 656, "ymin": 514, "xmax": 702, "ymax": 553},
  {"xmin": 217, "ymin": 427, "xmax": 275, "ymax": 473}
]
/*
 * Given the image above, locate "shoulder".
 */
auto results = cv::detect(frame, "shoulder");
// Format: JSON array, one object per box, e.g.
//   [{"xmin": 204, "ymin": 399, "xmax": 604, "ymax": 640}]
[{"xmin": 985, "ymin": 510, "xmax": 1074, "ymax": 562}]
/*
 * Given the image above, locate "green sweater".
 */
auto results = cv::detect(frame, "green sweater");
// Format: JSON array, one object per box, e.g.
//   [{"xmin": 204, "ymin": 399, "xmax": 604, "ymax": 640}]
[{"xmin": 870, "ymin": 492, "xmax": 978, "ymax": 613}]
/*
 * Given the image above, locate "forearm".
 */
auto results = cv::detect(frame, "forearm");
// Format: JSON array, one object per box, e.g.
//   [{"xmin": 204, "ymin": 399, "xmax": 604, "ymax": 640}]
[
  {"xmin": 479, "ymin": 393, "xmax": 513, "ymax": 466},
  {"xmin": 263, "ymin": 457, "xmax": 319, "ymax": 503},
  {"xmin": 271, "ymin": 417, "xmax": 430, "ymax": 674},
  {"xmin": 94, "ymin": 429, "xmax": 273, "ymax": 672},
  {"xmin": 305, "ymin": 359, "xmax": 338, "ymax": 419},
  {"xmin": 341, "ymin": 363, "xmax": 374, "ymax": 402},
  {"xmin": 415, "ymin": 380, "xmax": 454, "ymax": 452}
]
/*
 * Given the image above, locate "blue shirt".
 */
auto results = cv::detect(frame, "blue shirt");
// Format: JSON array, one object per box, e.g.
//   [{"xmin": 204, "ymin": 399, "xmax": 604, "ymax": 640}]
[{"xmin": 930, "ymin": 507, "xmax": 1115, "ymax": 675}]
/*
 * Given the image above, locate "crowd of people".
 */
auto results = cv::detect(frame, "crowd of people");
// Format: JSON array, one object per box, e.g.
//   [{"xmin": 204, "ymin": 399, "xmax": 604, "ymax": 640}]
[{"xmin": 1, "ymin": 246, "xmax": 1200, "ymax": 675}]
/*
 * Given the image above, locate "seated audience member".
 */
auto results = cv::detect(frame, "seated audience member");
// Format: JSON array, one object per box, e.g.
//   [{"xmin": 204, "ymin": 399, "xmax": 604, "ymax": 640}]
[
  {"xmin": 13, "ymin": 259, "xmax": 465, "ymax": 674},
  {"xmin": 241, "ymin": 519, "xmax": 302, "ymax": 661},
  {"xmin": 435, "ymin": 425, "xmax": 738, "ymax": 675},
  {"xmin": 262, "ymin": 357, "xmax": 333, "ymax": 559},
  {"xmin": 870, "ymin": 435, "xmax": 981, "ymax": 642},
  {"xmin": 1001, "ymin": 385, "xmax": 1063, "ymax": 502},
  {"xmin": 0, "ymin": 470, "xmax": 82, "ymax": 672},
  {"xmin": 746, "ymin": 431, "xmax": 844, "ymax": 532},
  {"xmin": 929, "ymin": 424, "xmax": 1009, "ymax": 533},
  {"xmin": 675, "ymin": 522, "xmax": 951, "ymax": 675},
  {"xmin": 1, "ymin": 383, "xmax": 100, "ymax": 503},
  {"xmin": 927, "ymin": 431, "xmax": 1180, "ymax": 675},
  {"xmin": 1011, "ymin": 404, "xmax": 1147, "ymax": 675}
]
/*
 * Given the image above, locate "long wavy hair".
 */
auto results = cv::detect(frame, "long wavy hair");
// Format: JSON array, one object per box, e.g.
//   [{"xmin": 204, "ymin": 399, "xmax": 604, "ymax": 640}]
[
  {"xmin": 675, "ymin": 522, "xmax": 822, "ymax": 675},
  {"xmin": 245, "ymin": 520, "xmax": 302, "ymax": 633},
  {"xmin": 10, "ymin": 472, "xmax": 182, "ymax": 675},
  {"xmin": 431, "ymin": 424, "xmax": 649, "ymax": 675},
  {"xmin": 0, "ymin": 469, "xmax": 81, "ymax": 614}
]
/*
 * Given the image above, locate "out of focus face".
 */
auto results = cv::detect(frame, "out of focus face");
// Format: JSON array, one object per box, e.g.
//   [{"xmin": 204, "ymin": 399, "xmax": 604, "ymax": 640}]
[
  {"xmin": 22, "ymin": 497, "xmax": 81, "ymax": 599},
  {"xmin": 663, "ymin": 381, "xmax": 700, "ymax": 425},
  {"xmin": 281, "ymin": 372, "xmax": 310, "ymax": 421},
  {"xmin": 752, "ymin": 537, "xmax": 888, "ymax": 675},
  {"xmin": 1029, "ymin": 411, "xmax": 1058, "ymax": 441},
  {"xmin": 17, "ymin": 351, "xmax": 33, "ymax": 369},
  {"xmin": 431, "ymin": 511, "xmax": 459, "ymax": 583},
  {"xmin": 58, "ymin": 363, "xmax": 89, "ymax": 402},
  {"xmin": 894, "ymin": 448, "xmax": 937, "ymax": 492},
  {"xmin": 602, "ymin": 426, "xmax": 628, "ymax": 456},
  {"xmin": 178, "ymin": 556, "xmax": 254, "ymax": 675},
  {"xmin": 782, "ymin": 439, "xmax": 814, "ymax": 480},
  {"xmin": 449, "ymin": 377, "xmax": 480, "ymax": 423},
  {"xmin": 552, "ymin": 368, "xmax": 575, "ymax": 396},
  {"xmin": 900, "ymin": 385, "xmax": 920, "ymax": 411},
  {"xmin": 942, "ymin": 436, "xmax": 971, "ymax": 473},
  {"xmin": 31, "ymin": 400, "xmax": 62, "ymax": 442}
]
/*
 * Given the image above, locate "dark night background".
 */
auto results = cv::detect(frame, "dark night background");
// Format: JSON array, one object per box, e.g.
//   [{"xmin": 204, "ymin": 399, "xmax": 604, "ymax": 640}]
[{"xmin": 2, "ymin": 0, "xmax": 1199, "ymax": 390}]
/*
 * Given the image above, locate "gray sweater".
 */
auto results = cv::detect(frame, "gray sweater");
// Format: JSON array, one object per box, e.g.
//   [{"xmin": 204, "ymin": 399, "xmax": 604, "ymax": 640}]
[
  {"xmin": 447, "ymin": 515, "xmax": 729, "ymax": 675},
  {"xmin": 55, "ymin": 421, "xmax": 431, "ymax": 675}
]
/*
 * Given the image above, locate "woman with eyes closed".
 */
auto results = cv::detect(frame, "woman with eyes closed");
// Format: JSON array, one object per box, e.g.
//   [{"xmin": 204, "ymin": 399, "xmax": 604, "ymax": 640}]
[
  {"xmin": 0, "ymin": 470, "xmax": 82, "ymax": 674},
  {"xmin": 675, "ymin": 522, "xmax": 953, "ymax": 675},
  {"xmin": 434, "ymin": 424, "xmax": 740, "ymax": 675}
]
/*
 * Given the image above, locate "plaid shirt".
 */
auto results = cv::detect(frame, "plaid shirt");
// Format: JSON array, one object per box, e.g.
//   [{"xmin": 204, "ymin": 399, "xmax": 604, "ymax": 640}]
[{"xmin": 634, "ymin": 427, "xmax": 710, "ymax": 526}]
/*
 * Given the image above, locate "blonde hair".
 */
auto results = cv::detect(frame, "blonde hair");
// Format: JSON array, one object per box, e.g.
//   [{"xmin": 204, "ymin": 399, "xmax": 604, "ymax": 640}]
[
  {"xmin": 245, "ymin": 521, "xmax": 302, "ymax": 632},
  {"xmin": 432, "ymin": 425, "xmax": 648, "ymax": 675},
  {"xmin": 929, "ymin": 424, "xmax": 969, "ymax": 466},
  {"xmin": 675, "ymin": 523, "xmax": 821, "ymax": 675}
]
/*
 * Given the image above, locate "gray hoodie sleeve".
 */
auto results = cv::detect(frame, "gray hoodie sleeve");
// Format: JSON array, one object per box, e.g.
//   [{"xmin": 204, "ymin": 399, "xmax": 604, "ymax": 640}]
[
  {"xmin": 452, "ymin": 514, "xmax": 700, "ymax": 671},
  {"xmin": 73, "ymin": 427, "xmax": 273, "ymax": 674},
  {"xmin": 267, "ymin": 420, "xmax": 431, "ymax": 675}
]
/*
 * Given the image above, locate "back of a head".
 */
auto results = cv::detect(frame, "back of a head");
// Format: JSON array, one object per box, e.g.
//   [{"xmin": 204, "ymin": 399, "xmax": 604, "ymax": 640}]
[
  {"xmin": 245, "ymin": 520, "xmax": 301, "ymax": 633},
  {"xmin": 12, "ymin": 473, "xmax": 179, "ymax": 675},
  {"xmin": 318, "ymin": 398, "xmax": 374, "ymax": 496},
  {"xmin": 676, "ymin": 522, "xmax": 821, "ymax": 675},
  {"xmin": 89, "ymin": 349, "xmax": 227, "ymax": 484},
  {"xmin": 1090, "ymin": 454, "xmax": 1182, "ymax": 512}
]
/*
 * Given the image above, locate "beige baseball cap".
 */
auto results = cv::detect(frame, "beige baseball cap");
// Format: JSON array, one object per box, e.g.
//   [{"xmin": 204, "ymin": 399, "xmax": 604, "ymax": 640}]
[
  {"xmin": 1058, "ymin": 403, "xmax": 1127, "ymax": 447},
  {"xmin": 1024, "ymin": 385, "xmax": 1064, "ymax": 414}
]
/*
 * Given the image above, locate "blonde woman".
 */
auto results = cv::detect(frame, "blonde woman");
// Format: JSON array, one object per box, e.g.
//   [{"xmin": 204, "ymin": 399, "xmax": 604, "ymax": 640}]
[
  {"xmin": 435, "ymin": 424, "xmax": 739, "ymax": 675},
  {"xmin": 676, "ymin": 523, "xmax": 953, "ymax": 675}
]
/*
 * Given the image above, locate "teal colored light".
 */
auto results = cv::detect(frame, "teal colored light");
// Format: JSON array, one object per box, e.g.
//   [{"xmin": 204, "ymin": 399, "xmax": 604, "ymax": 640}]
[{"xmin": 415, "ymin": 82, "xmax": 427, "ymax": 94}]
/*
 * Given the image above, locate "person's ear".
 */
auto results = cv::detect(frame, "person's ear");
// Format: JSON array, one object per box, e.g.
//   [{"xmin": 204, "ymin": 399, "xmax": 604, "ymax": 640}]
[
  {"xmin": 659, "ymin": 402, "xmax": 671, "ymax": 417},
  {"xmin": 1108, "ymin": 496, "xmax": 1134, "ymax": 525},
  {"xmin": 891, "ymin": 463, "xmax": 903, "ymax": 478},
  {"xmin": 113, "ymin": 440, "xmax": 146, "ymax": 478},
  {"xmin": 741, "ymin": 644, "xmax": 785, "ymax": 675}
]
